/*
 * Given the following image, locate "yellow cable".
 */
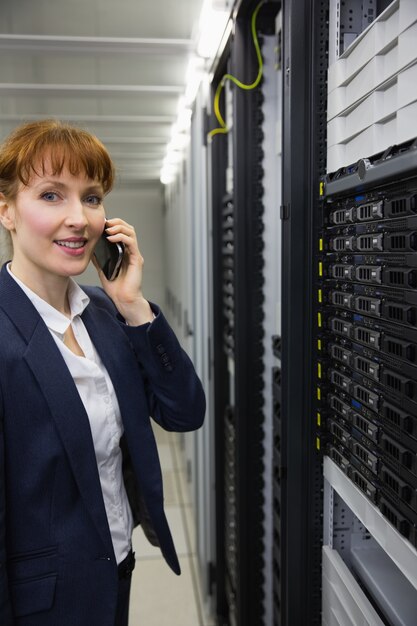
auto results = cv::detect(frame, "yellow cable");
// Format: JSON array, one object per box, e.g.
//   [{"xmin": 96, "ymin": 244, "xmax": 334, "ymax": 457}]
[{"xmin": 208, "ymin": 0, "xmax": 265, "ymax": 139}]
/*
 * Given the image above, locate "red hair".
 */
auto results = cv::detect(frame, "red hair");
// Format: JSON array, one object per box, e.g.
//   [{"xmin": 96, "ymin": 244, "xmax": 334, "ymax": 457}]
[{"xmin": 0, "ymin": 119, "xmax": 115, "ymax": 200}]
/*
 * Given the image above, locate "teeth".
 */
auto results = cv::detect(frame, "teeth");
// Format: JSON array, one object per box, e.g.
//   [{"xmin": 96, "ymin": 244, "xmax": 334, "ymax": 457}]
[{"xmin": 56, "ymin": 241, "xmax": 85, "ymax": 249}]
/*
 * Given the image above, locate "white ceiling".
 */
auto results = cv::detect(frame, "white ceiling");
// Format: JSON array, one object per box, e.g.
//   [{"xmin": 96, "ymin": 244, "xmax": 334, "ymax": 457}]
[{"xmin": 0, "ymin": 0, "xmax": 207, "ymax": 184}]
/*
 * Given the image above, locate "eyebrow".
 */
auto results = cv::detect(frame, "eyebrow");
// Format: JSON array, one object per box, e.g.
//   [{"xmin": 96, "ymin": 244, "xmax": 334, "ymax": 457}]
[{"xmin": 34, "ymin": 179, "xmax": 104, "ymax": 193}]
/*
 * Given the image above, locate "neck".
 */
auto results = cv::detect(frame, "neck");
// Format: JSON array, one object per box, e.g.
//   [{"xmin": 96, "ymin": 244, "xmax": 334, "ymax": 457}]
[{"xmin": 9, "ymin": 258, "xmax": 71, "ymax": 317}]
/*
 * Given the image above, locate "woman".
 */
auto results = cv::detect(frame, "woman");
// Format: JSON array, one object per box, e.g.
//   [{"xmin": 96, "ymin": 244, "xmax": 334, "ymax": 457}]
[{"xmin": 0, "ymin": 120, "xmax": 205, "ymax": 625}]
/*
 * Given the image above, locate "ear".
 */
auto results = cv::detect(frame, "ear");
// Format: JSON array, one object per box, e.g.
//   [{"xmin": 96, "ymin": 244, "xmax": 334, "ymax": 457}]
[{"xmin": 0, "ymin": 193, "xmax": 16, "ymax": 232}]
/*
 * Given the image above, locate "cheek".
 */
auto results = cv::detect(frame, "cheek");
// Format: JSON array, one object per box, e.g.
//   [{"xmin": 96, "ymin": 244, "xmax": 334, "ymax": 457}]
[
  {"xmin": 89, "ymin": 211, "xmax": 106, "ymax": 241},
  {"xmin": 16, "ymin": 209, "xmax": 56, "ymax": 237}
]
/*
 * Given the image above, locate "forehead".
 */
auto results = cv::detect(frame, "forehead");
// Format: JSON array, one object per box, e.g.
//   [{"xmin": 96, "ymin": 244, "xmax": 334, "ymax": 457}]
[{"xmin": 23, "ymin": 153, "xmax": 103, "ymax": 189}]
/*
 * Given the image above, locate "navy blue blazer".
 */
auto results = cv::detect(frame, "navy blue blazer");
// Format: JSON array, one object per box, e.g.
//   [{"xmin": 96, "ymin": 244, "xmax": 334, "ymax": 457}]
[{"xmin": 0, "ymin": 263, "xmax": 205, "ymax": 625}]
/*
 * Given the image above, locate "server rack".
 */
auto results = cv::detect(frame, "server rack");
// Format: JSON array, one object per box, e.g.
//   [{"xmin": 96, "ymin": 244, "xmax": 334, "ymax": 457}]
[
  {"xmin": 317, "ymin": 1, "xmax": 417, "ymax": 624},
  {"xmin": 280, "ymin": 0, "xmax": 417, "ymax": 624},
  {"xmin": 209, "ymin": 1, "xmax": 417, "ymax": 624},
  {"xmin": 210, "ymin": 2, "xmax": 280, "ymax": 624},
  {"xmin": 319, "ymin": 143, "xmax": 417, "ymax": 624}
]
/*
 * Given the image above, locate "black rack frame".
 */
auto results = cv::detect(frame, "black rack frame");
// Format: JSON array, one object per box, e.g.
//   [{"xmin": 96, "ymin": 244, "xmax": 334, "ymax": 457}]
[{"xmin": 280, "ymin": 0, "xmax": 328, "ymax": 623}]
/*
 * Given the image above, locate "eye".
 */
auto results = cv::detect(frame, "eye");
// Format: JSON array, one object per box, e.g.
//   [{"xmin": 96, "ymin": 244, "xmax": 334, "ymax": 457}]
[
  {"xmin": 84, "ymin": 195, "xmax": 102, "ymax": 206},
  {"xmin": 41, "ymin": 191, "xmax": 60, "ymax": 202}
]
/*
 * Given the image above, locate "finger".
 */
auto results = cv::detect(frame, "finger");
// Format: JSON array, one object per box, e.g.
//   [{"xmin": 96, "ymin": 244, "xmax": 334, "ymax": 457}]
[
  {"xmin": 106, "ymin": 231, "xmax": 141, "ymax": 252},
  {"xmin": 105, "ymin": 218, "xmax": 133, "ymax": 230},
  {"xmin": 105, "ymin": 224, "xmax": 136, "ymax": 238}
]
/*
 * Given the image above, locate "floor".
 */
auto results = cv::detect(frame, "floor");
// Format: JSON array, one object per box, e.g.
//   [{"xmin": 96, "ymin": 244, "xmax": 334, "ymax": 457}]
[{"xmin": 129, "ymin": 425, "xmax": 215, "ymax": 626}]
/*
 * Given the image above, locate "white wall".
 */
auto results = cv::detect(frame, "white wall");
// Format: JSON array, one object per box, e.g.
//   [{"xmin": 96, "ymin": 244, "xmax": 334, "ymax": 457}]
[{"xmin": 79, "ymin": 181, "xmax": 166, "ymax": 306}]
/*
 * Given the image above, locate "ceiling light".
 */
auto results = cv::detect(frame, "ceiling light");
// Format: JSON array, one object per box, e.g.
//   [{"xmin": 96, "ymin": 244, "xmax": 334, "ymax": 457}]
[{"xmin": 197, "ymin": 0, "xmax": 230, "ymax": 59}]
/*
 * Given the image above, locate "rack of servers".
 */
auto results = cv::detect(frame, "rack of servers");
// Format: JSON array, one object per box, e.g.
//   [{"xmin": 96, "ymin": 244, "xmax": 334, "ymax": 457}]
[{"xmin": 165, "ymin": 0, "xmax": 417, "ymax": 624}]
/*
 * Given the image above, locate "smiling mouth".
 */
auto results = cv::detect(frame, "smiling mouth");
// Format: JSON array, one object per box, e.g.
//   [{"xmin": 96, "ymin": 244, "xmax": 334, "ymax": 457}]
[{"xmin": 55, "ymin": 240, "xmax": 87, "ymax": 249}]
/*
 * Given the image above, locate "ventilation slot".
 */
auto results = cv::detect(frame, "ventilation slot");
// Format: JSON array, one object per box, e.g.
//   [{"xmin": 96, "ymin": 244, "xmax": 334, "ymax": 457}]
[
  {"xmin": 358, "ymin": 205, "xmax": 372, "ymax": 220},
  {"xmin": 388, "ymin": 271, "xmax": 405, "ymax": 286},
  {"xmin": 382, "ymin": 336, "xmax": 416, "ymax": 363},
  {"xmin": 332, "ymin": 291, "xmax": 351, "ymax": 307},
  {"xmin": 356, "ymin": 234, "xmax": 383, "ymax": 252},
  {"xmin": 353, "ymin": 442, "xmax": 377, "ymax": 470},
  {"xmin": 382, "ymin": 466, "xmax": 411, "ymax": 502},
  {"xmin": 353, "ymin": 414, "xmax": 377, "ymax": 441},
  {"xmin": 356, "ymin": 265, "xmax": 381, "ymax": 284},
  {"xmin": 330, "ymin": 370, "xmax": 350, "ymax": 390},
  {"xmin": 354, "ymin": 326, "xmax": 380, "ymax": 348},
  {"xmin": 330, "ymin": 395, "xmax": 350, "ymax": 417},
  {"xmin": 382, "ymin": 469, "xmax": 400, "ymax": 493},
  {"xmin": 385, "ymin": 372, "xmax": 402, "ymax": 392},
  {"xmin": 352, "ymin": 470, "xmax": 376, "ymax": 499},
  {"xmin": 390, "ymin": 235, "xmax": 406, "ymax": 250},
  {"xmin": 385, "ymin": 339, "xmax": 403, "ymax": 358},
  {"xmin": 382, "ymin": 501, "xmax": 397, "ymax": 524},
  {"xmin": 388, "ymin": 198, "xmax": 407, "ymax": 216},
  {"xmin": 330, "ymin": 318, "xmax": 352, "ymax": 337},
  {"xmin": 382, "ymin": 402, "xmax": 411, "ymax": 432},
  {"xmin": 353, "ymin": 384, "xmax": 378, "ymax": 409},
  {"xmin": 330, "ymin": 448, "xmax": 344, "ymax": 466},
  {"xmin": 331, "ymin": 237, "xmax": 351, "ymax": 251},
  {"xmin": 357, "ymin": 235, "xmax": 372, "ymax": 250},
  {"xmin": 391, "ymin": 199, "xmax": 406, "ymax": 214},
  {"xmin": 385, "ymin": 269, "xmax": 417, "ymax": 288},
  {"xmin": 354, "ymin": 472, "xmax": 367, "ymax": 491},
  {"xmin": 354, "ymin": 356, "xmax": 379, "ymax": 381},
  {"xmin": 330, "ymin": 421, "xmax": 344, "ymax": 440},
  {"xmin": 388, "ymin": 304, "xmax": 405, "ymax": 323},
  {"xmin": 331, "ymin": 264, "xmax": 354, "ymax": 280},
  {"xmin": 331, "ymin": 345, "xmax": 351, "ymax": 364},
  {"xmin": 383, "ymin": 371, "xmax": 413, "ymax": 398},
  {"xmin": 331, "ymin": 209, "xmax": 349, "ymax": 224},
  {"xmin": 381, "ymin": 435, "xmax": 412, "ymax": 470},
  {"xmin": 355, "ymin": 296, "xmax": 380, "ymax": 316},
  {"xmin": 383, "ymin": 439, "xmax": 400, "ymax": 461},
  {"xmin": 385, "ymin": 303, "xmax": 416, "ymax": 326},
  {"xmin": 357, "ymin": 201, "xmax": 383, "ymax": 221}
]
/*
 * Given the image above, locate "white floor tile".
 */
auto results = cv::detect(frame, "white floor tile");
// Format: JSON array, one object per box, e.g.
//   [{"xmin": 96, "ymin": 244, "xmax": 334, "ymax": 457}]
[
  {"xmin": 129, "ymin": 556, "xmax": 203, "ymax": 626},
  {"xmin": 132, "ymin": 505, "xmax": 189, "ymax": 559},
  {"xmin": 183, "ymin": 504, "xmax": 197, "ymax": 555},
  {"xmin": 162, "ymin": 471, "xmax": 181, "ymax": 507},
  {"xmin": 174, "ymin": 465, "xmax": 192, "ymax": 506},
  {"xmin": 152, "ymin": 423, "xmax": 170, "ymax": 444},
  {"xmin": 164, "ymin": 505, "xmax": 189, "ymax": 555},
  {"xmin": 156, "ymin": 443, "xmax": 175, "ymax": 471},
  {"xmin": 189, "ymin": 555, "xmax": 217, "ymax": 626},
  {"xmin": 129, "ymin": 425, "xmax": 216, "ymax": 625}
]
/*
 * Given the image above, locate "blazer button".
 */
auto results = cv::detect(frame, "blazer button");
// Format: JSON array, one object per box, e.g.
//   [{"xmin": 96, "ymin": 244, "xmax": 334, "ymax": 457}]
[
  {"xmin": 161, "ymin": 353, "xmax": 169, "ymax": 364},
  {"xmin": 156, "ymin": 344, "xmax": 165, "ymax": 355},
  {"xmin": 165, "ymin": 364, "xmax": 173, "ymax": 372}
]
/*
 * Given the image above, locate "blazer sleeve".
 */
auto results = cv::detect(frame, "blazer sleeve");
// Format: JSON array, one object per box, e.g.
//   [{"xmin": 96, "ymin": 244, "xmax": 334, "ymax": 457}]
[
  {"xmin": 0, "ymin": 388, "xmax": 14, "ymax": 624},
  {"xmin": 121, "ymin": 305, "xmax": 206, "ymax": 432},
  {"xmin": 85, "ymin": 287, "xmax": 206, "ymax": 432}
]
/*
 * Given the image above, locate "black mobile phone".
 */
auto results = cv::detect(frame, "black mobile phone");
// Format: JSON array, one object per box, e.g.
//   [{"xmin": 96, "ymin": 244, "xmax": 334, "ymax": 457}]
[{"xmin": 94, "ymin": 230, "xmax": 124, "ymax": 281}]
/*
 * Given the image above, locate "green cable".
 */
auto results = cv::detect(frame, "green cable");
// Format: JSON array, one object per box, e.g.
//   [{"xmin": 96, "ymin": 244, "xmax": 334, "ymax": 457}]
[{"xmin": 208, "ymin": 0, "xmax": 265, "ymax": 139}]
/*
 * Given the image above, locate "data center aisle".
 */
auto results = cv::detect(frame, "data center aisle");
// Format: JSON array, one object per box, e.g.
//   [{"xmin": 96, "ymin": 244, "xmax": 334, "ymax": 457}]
[{"xmin": 128, "ymin": 424, "xmax": 214, "ymax": 626}]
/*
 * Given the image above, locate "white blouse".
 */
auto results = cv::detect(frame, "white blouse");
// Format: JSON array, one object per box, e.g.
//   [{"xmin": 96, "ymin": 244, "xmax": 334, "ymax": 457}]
[{"xmin": 7, "ymin": 265, "xmax": 133, "ymax": 565}]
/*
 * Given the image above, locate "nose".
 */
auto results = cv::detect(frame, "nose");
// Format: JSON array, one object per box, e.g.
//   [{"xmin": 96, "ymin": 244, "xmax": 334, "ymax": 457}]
[{"xmin": 64, "ymin": 197, "xmax": 88, "ymax": 230}]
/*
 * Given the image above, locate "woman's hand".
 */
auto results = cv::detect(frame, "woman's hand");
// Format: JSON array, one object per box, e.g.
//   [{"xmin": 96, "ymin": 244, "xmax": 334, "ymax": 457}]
[{"xmin": 91, "ymin": 217, "xmax": 154, "ymax": 326}]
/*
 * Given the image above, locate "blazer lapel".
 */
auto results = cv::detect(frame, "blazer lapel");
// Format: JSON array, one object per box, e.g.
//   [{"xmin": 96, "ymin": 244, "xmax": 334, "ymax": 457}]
[
  {"xmin": 24, "ymin": 328, "xmax": 114, "ymax": 554},
  {"xmin": 82, "ymin": 303, "xmax": 163, "ymax": 495},
  {"xmin": 0, "ymin": 266, "xmax": 113, "ymax": 554}
]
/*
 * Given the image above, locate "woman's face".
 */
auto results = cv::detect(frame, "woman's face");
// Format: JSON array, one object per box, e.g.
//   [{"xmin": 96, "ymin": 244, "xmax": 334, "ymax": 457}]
[{"xmin": 6, "ymin": 159, "xmax": 106, "ymax": 283}]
